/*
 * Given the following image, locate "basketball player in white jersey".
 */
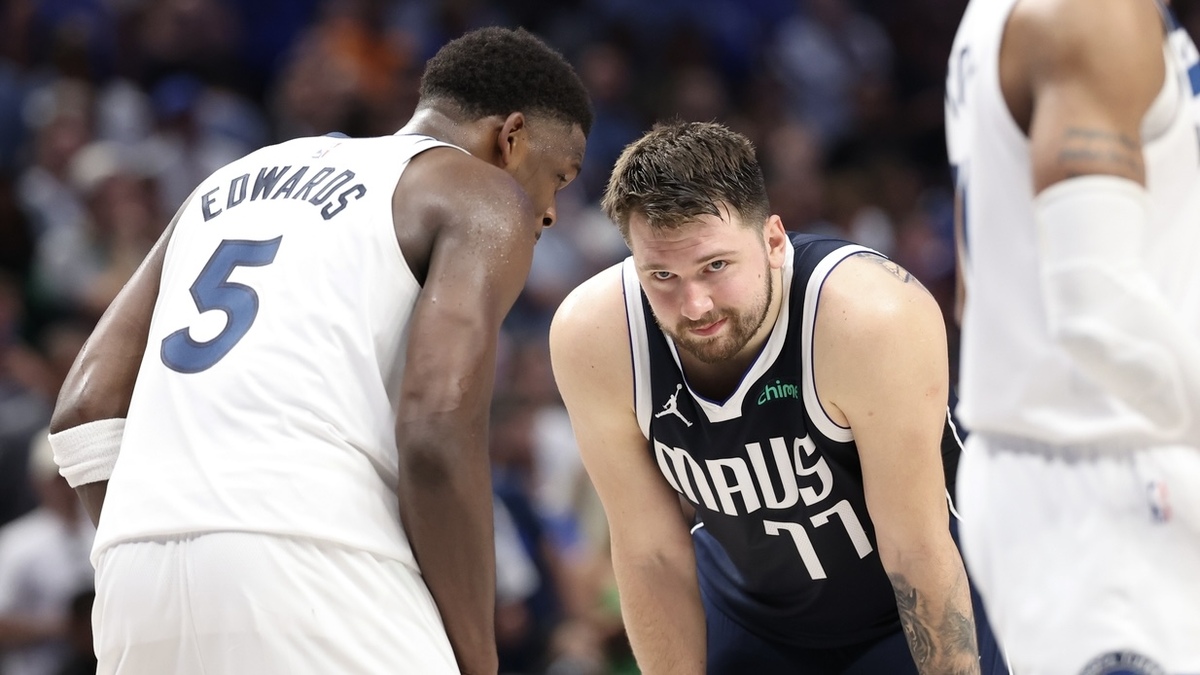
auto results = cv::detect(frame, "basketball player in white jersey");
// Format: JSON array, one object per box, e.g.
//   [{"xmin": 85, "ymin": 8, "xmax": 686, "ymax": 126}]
[
  {"xmin": 946, "ymin": 0, "xmax": 1200, "ymax": 672},
  {"xmin": 44, "ymin": 27, "xmax": 590, "ymax": 675}
]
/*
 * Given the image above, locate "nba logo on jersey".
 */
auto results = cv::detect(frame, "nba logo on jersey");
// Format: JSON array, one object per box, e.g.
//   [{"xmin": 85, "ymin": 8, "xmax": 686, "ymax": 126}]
[
  {"xmin": 1147, "ymin": 480, "xmax": 1173, "ymax": 523},
  {"xmin": 1079, "ymin": 651, "xmax": 1167, "ymax": 675}
]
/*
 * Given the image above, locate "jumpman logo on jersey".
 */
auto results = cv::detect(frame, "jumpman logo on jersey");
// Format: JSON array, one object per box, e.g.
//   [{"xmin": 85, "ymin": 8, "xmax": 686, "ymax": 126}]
[{"xmin": 655, "ymin": 383, "xmax": 692, "ymax": 427}]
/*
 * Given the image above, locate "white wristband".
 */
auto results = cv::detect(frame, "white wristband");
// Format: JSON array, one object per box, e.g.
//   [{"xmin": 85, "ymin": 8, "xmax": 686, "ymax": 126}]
[{"xmin": 47, "ymin": 418, "xmax": 125, "ymax": 488}]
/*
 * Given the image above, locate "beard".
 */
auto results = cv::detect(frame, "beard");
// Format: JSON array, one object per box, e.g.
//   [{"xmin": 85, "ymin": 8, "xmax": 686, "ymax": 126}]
[{"xmin": 656, "ymin": 265, "xmax": 775, "ymax": 365}]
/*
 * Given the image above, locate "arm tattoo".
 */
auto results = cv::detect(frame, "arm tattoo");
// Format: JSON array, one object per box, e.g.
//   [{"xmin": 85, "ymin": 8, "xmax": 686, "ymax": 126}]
[
  {"xmin": 850, "ymin": 252, "xmax": 926, "ymax": 289},
  {"xmin": 1057, "ymin": 126, "xmax": 1143, "ymax": 178},
  {"xmin": 893, "ymin": 576, "xmax": 935, "ymax": 664},
  {"xmin": 889, "ymin": 573, "xmax": 981, "ymax": 675}
]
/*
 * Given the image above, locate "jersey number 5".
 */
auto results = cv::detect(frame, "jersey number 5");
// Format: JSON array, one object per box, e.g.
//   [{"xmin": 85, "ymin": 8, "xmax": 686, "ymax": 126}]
[{"xmin": 161, "ymin": 237, "xmax": 282, "ymax": 373}]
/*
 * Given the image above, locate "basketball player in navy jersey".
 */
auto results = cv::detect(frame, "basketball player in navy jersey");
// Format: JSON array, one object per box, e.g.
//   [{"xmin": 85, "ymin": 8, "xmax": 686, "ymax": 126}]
[
  {"xmin": 45, "ymin": 28, "xmax": 589, "ymax": 674},
  {"xmin": 551, "ymin": 122, "xmax": 1004, "ymax": 674},
  {"xmin": 946, "ymin": 0, "xmax": 1200, "ymax": 672}
]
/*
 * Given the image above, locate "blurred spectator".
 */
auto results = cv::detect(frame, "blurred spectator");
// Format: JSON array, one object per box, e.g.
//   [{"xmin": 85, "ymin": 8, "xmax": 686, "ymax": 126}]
[
  {"xmin": 22, "ymin": 0, "xmax": 118, "ymax": 82},
  {"xmin": 31, "ymin": 140, "xmax": 162, "ymax": 321},
  {"xmin": 137, "ymin": 74, "xmax": 251, "ymax": 214},
  {"xmin": 761, "ymin": 120, "xmax": 825, "ymax": 233},
  {"xmin": 0, "ymin": 58, "xmax": 28, "ymax": 171},
  {"xmin": 0, "ymin": 430, "xmax": 95, "ymax": 675},
  {"xmin": 0, "ymin": 172, "xmax": 36, "ymax": 281},
  {"xmin": 269, "ymin": 30, "xmax": 361, "ymax": 139},
  {"xmin": 768, "ymin": 0, "xmax": 894, "ymax": 148},
  {"xmin": 53, "ymin": 589, "xmax": 95, "ymax": 675},
  {"xmin": 137, "ymin": 0, "xmax": 241, "ymax": 89},
  {"xmin": 490, "ymin": 395, "xmax": 570, "ymax": 674},
  {"xmin": 0, "ymin": 275, "xmax": 52, "ymax": 528},
  {"xmin": 16, "ymin": 78, "xmax": 91, "ymax": 242},
  {"xmin": 574, "ymin": 40, "xmax": 642, "ymax": 203}
]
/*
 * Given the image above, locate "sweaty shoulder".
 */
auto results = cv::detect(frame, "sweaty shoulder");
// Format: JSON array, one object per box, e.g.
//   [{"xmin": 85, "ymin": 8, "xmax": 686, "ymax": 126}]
[
  {"xmin": 549, "ymin": 263, "xmax": 634, "ymax": 409},
  {"xmin": 391, "ymin": 146, "xmax": 536, "ymax": 284}
]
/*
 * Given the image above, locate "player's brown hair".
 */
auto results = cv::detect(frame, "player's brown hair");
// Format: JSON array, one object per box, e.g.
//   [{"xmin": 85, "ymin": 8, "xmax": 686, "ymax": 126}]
[{"xmin": 602, "ymin": 121, "xmax": 769, "ymax": 240}]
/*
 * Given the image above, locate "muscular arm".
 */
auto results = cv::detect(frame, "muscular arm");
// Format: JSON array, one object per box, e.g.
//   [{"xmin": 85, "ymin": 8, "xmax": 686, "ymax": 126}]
[
  {"xmin": 1003, "ymin": 0, "xmax": 1200, "ymax": 440},
  {"xmin": 816, "ymin": 254, "xmax": 979, "ymax": 674},
  {"xmin": 1009, "ymin": 0, "xmax": 1161, "ymax": 190},
  {"xmin": 49, "ymin": 201, "xmax": 184, "ymax": 526},
  {"xmin": 393, "ymin": 156, "xmax": 536, "ymax": 675},
  {"xmin": 550, "ymin": 267, "xmax": 705, "ymax": 675}
]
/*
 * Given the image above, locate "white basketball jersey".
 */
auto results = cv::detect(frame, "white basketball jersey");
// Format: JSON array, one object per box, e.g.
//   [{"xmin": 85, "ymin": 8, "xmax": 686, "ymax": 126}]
[
  {"xmin": 93, "ymin": 133, "xmax": 464, "ymax": 567},
  {"xmin": 946, "ymin": 0, "xmax": 1200, "ymax": 445}
]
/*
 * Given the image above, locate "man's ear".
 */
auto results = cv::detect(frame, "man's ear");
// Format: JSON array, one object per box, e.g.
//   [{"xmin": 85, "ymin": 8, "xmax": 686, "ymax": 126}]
[
  {"xmin": 497, "ymin": 112, "xmax": 529, "ymax": 171},
  {"xmin": 765, "ymin": 215, "xmax": 788, "ymax": 269}
]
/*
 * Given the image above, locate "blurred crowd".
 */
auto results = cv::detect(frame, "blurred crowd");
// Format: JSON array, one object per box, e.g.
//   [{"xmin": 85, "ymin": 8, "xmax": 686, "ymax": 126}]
[{"xmin": 2, "ymin": 1, "xmax": 1198, "ymax": 675}]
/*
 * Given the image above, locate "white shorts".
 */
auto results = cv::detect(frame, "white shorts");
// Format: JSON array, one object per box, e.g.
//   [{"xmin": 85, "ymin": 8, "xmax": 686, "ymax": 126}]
[
  {"xmin": 93, "ymin": 532, "xmax": 458, "ymax": 674},
  {"xmin": 957, "ymin": 435, "xmax": 1200, "ymax": 675}
]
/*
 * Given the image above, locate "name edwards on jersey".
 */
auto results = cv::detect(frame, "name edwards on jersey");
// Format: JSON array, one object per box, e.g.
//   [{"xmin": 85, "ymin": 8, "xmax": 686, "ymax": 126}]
[{"xmin": 197, "ymin": 164, "xmax": 368, "ymax": 223}]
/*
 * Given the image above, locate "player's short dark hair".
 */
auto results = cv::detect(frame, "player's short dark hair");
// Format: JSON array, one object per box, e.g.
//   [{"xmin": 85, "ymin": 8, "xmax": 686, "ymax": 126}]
[
  {"xmin": 420, "ymin": 27, "xmax": 593, "ymax": 135},
  {"xmin": 602, "ymin": 121, "xmax": 769, "ymax": 241}
]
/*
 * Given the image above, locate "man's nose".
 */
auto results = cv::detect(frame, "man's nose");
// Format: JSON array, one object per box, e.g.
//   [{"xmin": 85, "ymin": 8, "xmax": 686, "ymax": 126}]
[{"xmin": 680, "ymin": 283, "xmax": 713, "ymax": 321}]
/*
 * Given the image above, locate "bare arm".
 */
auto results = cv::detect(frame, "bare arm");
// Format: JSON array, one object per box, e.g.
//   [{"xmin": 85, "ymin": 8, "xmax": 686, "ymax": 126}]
[
  {"xmin": 1008, "ymin": 0, "xmax": 1161, "ymax": 190},
  {"xmin": 49, "ymin": 202, "xmax": 184, "ymax": 526},
  {"xmin": 393, "ymin": 156, "xmax": 537, "ymax": 675},
  {"xmin": 550, "ymin": 267, "xmax": 706, "ymax": 675},
  {"xmin": 1003, "ymin": 0, "xmax": 1200, "ymax": 441},
  {"xmin": 816, "ymin": 254, "xmax": 979, "ymax": 674}
]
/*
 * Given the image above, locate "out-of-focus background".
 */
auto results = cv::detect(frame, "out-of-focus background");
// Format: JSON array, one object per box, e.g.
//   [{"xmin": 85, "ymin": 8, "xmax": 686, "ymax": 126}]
[{"xmin": 0, "ymin": 1, "xmax": 1197, "ymax": 674}]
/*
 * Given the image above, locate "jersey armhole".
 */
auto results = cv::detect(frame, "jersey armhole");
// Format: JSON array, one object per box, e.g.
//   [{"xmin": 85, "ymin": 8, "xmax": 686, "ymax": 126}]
[
  {"xmin": 800, "ymin": 244, "xmax": 872, "ymax": 444},
  {"xmin": 621, "ymin": 258, "xmax": 653, "ymax": 439}
]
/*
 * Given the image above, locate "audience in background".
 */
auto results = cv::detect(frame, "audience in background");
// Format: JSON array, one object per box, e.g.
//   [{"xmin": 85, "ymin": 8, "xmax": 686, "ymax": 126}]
[{"xmin": 3, "ymin": 1, "xmax": 1196, "ymax": 673}]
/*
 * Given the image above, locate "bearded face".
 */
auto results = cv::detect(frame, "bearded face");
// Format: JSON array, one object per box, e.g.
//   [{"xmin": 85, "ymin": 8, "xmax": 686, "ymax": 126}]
[{"xmin": 653, "ymin": 258, "xmax": 774, "ymax": 364}]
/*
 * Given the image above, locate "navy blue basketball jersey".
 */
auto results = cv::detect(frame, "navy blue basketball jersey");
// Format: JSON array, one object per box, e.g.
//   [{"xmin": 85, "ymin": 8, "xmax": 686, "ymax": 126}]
[{"xmin": 621, "ymin": 233, "xmax": 964, "ymax": 649}]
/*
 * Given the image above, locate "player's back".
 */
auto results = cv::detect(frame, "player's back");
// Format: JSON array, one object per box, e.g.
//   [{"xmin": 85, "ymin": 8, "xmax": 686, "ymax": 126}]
[
  {"xmin": 93, "ymin": 133, "xmax": 460, "ymax": 569},
  {"xmin": 945, "ymin": 0, "xmax": 1200, "ymax": 446}
]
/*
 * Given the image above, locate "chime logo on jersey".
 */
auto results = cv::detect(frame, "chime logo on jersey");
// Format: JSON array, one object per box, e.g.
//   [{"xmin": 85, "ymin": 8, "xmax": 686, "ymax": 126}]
[{"xmin": 756, "ymin": 378, "xmax": 800, "ymax": 406}]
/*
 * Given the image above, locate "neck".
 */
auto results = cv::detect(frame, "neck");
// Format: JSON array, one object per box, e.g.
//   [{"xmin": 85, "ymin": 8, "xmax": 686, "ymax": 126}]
[{"xmin": 397, "ymin": 106, "xmax": 497, "ymax": 162}]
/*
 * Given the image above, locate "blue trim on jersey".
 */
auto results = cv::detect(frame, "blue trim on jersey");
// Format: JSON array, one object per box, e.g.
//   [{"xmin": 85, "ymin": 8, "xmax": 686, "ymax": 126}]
[
  {"xmin": 1155, "ymin": 1, "xmax": 1200, "ymax": 95},
  {"xmin": 1156, "ymin": 0, "xmax": 1180, "ymax": 30}
]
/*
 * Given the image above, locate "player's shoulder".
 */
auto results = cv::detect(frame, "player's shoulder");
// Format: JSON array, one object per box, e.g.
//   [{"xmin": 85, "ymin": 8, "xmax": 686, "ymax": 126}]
[
  {"xmin": 398, "ymin": 145, "xmax": 534, "ymax": 228},
  {"xmin": 552, "ymin": 262, "xmax": 626, "ymax": 345},
  {"xmin": 819, "ymin": 252, "xmax": 943, "ymax": 341},
  {"xmin": 1008, "ymin": 0, "xmax": 1163, "ymax": 61},
  {"xmin": 550, "ymin": 263, "xmax": 630, "ymax": 376}
]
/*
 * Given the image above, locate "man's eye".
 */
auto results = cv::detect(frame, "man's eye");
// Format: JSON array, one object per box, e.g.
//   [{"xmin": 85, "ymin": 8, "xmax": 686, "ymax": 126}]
[
  {"xmin": 653, "ymin": 271, "xmax": 674, "ymax": 281},
  {"xmin": 708, "ymin": 260, "xmax": 728, "ymax": 271}
]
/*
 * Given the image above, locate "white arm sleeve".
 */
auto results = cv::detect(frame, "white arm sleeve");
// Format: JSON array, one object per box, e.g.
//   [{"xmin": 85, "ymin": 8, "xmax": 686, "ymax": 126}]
[
  {"xmin": 47, "ymin": 418, "xmax": 125, "ymax": 487},
  {"xmin": 1036, "ymin": 175, "xmax": 1200, "ymax": 443}
]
